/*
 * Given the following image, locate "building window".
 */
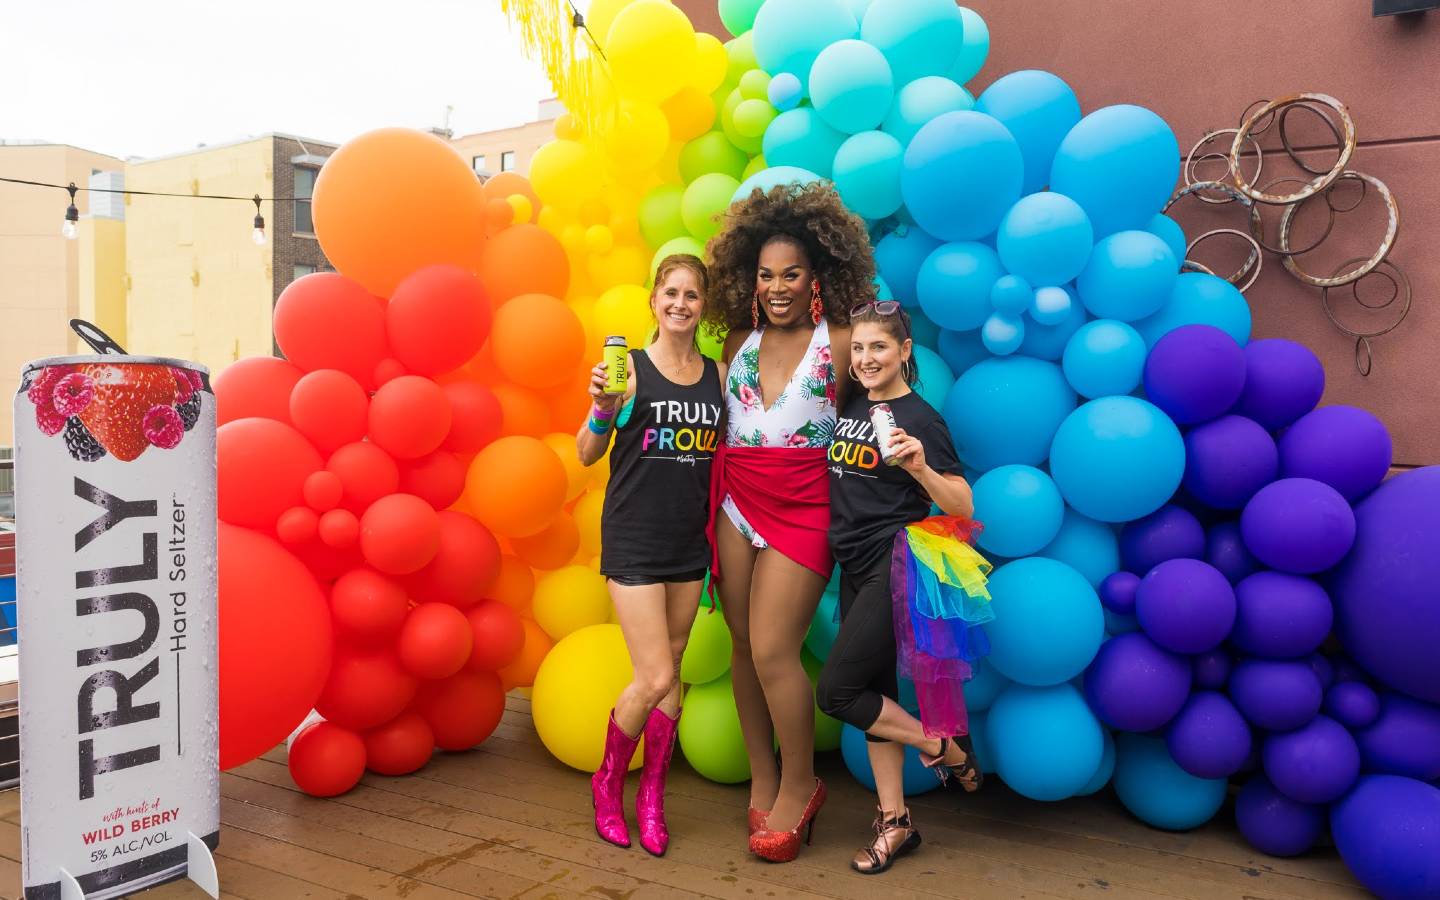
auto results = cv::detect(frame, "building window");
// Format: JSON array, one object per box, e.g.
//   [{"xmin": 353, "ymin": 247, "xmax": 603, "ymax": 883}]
[
  {"xmin": 294, "ymin": 166, "xmax": 316, "ymax": 234},
  {"xmin": 500, "ymin": 151, "xmax": 516, "ymax": 172},
  {"xmin": 471, "ymin": 154, "xmax": 487, "ymax": 174},
  {"xmin": 293, "ymin": 263, "xmax": 317, "ymax": 282}
]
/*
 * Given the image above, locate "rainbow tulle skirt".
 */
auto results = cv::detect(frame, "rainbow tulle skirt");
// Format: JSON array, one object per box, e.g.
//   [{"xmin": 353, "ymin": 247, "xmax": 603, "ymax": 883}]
[{"xmin": 889, "ymin": 515, "xmax": 994, "ymax": 739}]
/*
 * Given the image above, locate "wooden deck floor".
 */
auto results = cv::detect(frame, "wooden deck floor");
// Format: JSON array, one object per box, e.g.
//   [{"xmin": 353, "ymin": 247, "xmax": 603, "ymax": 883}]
[{"xmin": 1, "ymin": 697, "xmax": 1367, "ymax": 900}]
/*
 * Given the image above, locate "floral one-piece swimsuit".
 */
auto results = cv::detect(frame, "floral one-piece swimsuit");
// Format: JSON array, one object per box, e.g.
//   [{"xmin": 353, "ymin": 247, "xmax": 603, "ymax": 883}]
[{"xmin": 722, "ymin": 319, "xmax": 838, "ymax": 548}]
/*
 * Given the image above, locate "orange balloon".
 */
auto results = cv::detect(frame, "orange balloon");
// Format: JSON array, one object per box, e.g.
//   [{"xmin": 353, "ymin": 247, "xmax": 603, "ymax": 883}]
[
  {"xmin": 315, "ymin": 647, "xmax": 419, "ymax": 731},
  {"xmin": 398, "ymin": 450, "xmax": 466, "ymax": 510},
  {"xmin": 465, "ymin": 436, "xmax": 568, "ymax": 537},
  {"xmin": 289, "ymin": 721, "xmax": 366, "ymax": 797},
  {"xmin": 414, "ymin": 670, "xmax": 506, "ymax": 751},
  {"xmin": 485, "ymin": 198, "xmax": 515, "ymax": 233},
  {"xmin": 488, "ymin": 553, "xmax": 535, "ymax": 611},
  {"xmin": 478, "ymin": 224, "xmax": 570, "ymax": 306},
  {"xmin": 481, "ymin": 171, "xmax": 541, "ymax": 213},
  {"xmin": 289, "ymin": 369, "xmax": 368, "ymax": 453},
  {"xmin": 304, "ymin": 470, "xmax": 344, "ymax": 512},
  {"xmin": 363, "ymin": 711, "xmax": 434, "ymax": 776},
  {"xmin": 511, "ymin": 512, "xmax": 580, "ymax": 570},
  {"xmin": 369, "ymin": 375, "xmax": 452, "ymax": 459},
  {"xmin": 498, "ymin": 618, "xmax": 552, "ymax": 690},
  {"xmin": 360, "ymin": 493, "xmax": 440, "ymax": 575},
  {"xmin": 331, "ymin": 567, "xmax": 409, "ymax": 647},
  {"xmin": 313, "ymin": 128, "xmax": 487, "ymax": 298},
  {"xmin": 402, "ymin": 511, "xmax": 501, "ymax": 607},
  {"xmin": 218, "ymin": 418, "xmax": 323, "ymax": 529},
  {"xmin": 541, "ymin": 432, "xmax": 590, "ymax": 502},
  {"xmin": 491, "ymin": 383, "xmax": 550, "ymax": 438},
  {"xmin": 276, "ymin": 506, "xmax": 319, "ymax": 545},
  {"xmin": 273, "ymin": 273, "xmax": 388, "ymax": 388},
  {"xmin": 398, "ymin": 603, "xmax": 474, "ymax": 680},
  {"xmin": 214, "ymin": 356, "xmax": 302, "ymax": 425},
  {"xmin": 464, "ymin": 599, "xmax": 526, "ymax": 672},
  {"xmin": 327, "ymin": 442, "xmax": 399, "ymax": 514},
  {"xmin": 386, "ymin": 265, "xmax": 492, "ymax": 377},
  {"xmin": 491, "ymin": 295, "xmax": 586, "ymax": 390},
  {"xmin": 543, "ymin": 371, "xmax": 595, "ymax": 438},
  {"xmin": 442, "ymin": 381, "xmax": 503, "ymax": 453}
]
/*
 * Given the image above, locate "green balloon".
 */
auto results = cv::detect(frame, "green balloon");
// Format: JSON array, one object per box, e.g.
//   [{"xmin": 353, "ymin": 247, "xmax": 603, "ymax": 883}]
[
  {"xmin": 738, "ymin": 69, "xmax": 772, "ymax": 101},
  {"xmin": 649, "ymin": 236, "xmax": 707, "ymax": 285},
  {"xmin": 720, "ymin": 88, "xmax": 764, "ymax": 155},
  {"xmin": 682, "ymin": 173, "xmax": 741, "ymax": 240},
  {"xmin": 680, "ymin": 131, "xmax": 749, "ymax": 183},
  {"xmin": 681, "ymin": 607, "xmax": 733, "ymax": 684},
  {"xmin": 741, "ymin": 153, "xmax": 768, "ymax": 181},
  {"xmin": 699, "ymin": 324, "xmax": 728, "ymax": 361},
  {"xmin": 639, "ymin": 184, "xmax": 687, "ymax": 248},
  {"xmin": 725, "ymin": 32, "xmax": 757, "ymax": 84},
  {"xmin": 678, "ymin": 675, "xmax": 751, "ymax": 783},
  {"xmin": 732, "ymin": 99, "xmax": 777, "ymax": 139},
  {"xmin": 718, "ymin": 0, "xmax": 766, "ymax": 37}
]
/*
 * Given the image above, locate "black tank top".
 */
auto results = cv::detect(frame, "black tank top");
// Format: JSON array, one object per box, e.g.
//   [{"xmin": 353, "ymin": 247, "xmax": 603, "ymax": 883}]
[{"xmin": 600, "ymin": 349, "xmax": 722, "ymax": 577}]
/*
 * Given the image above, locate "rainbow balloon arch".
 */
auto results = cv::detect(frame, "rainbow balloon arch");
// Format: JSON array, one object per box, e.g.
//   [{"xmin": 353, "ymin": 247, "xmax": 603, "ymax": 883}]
[{"xmin": 210, "ymin": 0, "xmax": 1440, "ymax": 895}]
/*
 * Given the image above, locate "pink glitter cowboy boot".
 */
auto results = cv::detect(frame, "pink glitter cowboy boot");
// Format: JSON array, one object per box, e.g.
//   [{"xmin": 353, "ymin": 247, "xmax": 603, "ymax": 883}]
[
  {"xmin": 592, "ymin": 711, "xmax": 639, "ymax": 848},
  {"xmin": 635, "ymin": 707, "xmax": 680, "ymax": 856}
]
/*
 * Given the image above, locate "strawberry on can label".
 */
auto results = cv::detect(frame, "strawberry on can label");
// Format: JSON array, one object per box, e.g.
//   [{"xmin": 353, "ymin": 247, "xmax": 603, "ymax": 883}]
[{"xmin": 14, "ymin": 353, "xmax": 220, "ymax": 899}]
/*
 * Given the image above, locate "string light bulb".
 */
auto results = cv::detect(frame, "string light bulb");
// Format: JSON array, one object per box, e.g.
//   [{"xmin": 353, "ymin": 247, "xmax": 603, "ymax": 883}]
[
  {"xmin": 62, "ymin": 182, "xmax": 79, "ymax": 240},
  {"xmin": 250, "ymin": 194, "xmax": 266, "ymax": 245}
]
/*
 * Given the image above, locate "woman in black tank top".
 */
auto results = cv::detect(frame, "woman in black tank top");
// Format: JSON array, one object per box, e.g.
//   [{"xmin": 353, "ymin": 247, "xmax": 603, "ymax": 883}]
[{"xmin": 575, "ymin": 254, "xmax": 726, "ymax": 857}]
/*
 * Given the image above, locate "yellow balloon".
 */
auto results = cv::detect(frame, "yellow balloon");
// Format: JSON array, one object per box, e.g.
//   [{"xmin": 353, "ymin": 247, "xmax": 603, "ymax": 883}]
[
  {"xmin": 568, "ymin": 295, "xmax": 600, "ymax": 349},
  {"xmin": 661, "ymin": 87, "xmax": 717, "ymax": 144},
  {"xmin": 605, "ymin": 102, "xmax": 670, "ymax": 173},
  {"xmin": 575, "ymin": 488, "xmax": 606, "ymax": 556},
  {"xmin": 553, "ymin": 112, "xmax": 583, "ymax": 141},
  {"xmin": 536, "ymin": 205, "xmax": 564, "ymax": 235},
  {"xmin": 585, "ymin": 224, "xmax": 615, "ymax": 255},
  {"xmin": 588, "ymin": 451, "xmax": 612, "ymax": 491},
  {"xmin": 530, "ymin": 139, "xmax": 603, "ymax": 209},
  {"xmin": 534, "ymin": 565, "xmax": 612, "ymax": 641},
  {"xmin": 588, "ymin": 242, "xmax": 649, "ymax": 293},
  {"xmin": 542, "ymin": 433, "xmax": 590, "ymax": 502},
  {"xmin": 532, "ymin": 624, "xmax": 642, "ymax": 772},
  {"xmin": 594, "ymin": 283, "xmax": 654, "ymax": 348},
  {"xmin": 607, "ymin": 0, "xmax": 696, "ymax": 104},
  {"xmin": 689, "ymin": 32, "xmax": 729, "ymax": 94},
  {"xmin": 506, "ymin": 193, "xmax": 534, "ymax": 224},
  {"xmin": 585, "ymin": 0, "xmax": 636, "ymax": 46}
]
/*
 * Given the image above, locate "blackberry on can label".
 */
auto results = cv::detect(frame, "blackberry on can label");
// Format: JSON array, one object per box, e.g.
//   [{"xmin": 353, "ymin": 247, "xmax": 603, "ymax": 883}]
[
  {"xmin": 63, "ymin": 416, "xmax": 106, "ymax": 462},
  {"xmin": 177, "ymin": 392, "xmax": 202, "ymax": 431}
]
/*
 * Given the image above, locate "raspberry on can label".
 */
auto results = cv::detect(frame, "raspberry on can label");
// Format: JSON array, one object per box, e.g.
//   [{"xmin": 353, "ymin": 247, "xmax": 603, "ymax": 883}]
[
  {"xmin": 35, "ymin": 403, "xmax": 66, "ymax": 436},
  {"xmin": 51, "ymin": 372, "xmax": 96, "ymax": 417},
  {"xmin": 171, "ymin": 367, "xmax": 196, "ymax": 403},
  {"xmin": 143, "ymin": 404, "xmax": 184, "ymax": 450}
]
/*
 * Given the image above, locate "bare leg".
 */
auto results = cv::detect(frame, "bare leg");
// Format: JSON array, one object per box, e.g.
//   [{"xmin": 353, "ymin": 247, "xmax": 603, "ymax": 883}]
[
  {"xmin": 868, "ymin": 741, "xmax": 907, "ymax": 816},
  {"xmin": 611, "ymin": 581, "xmax": 679, "ymax": 738},
  {"xmin": 866, "ymin": 697, "xmax": 978, "ymax": 786},
  {"xmin": 715, "ymin": 516, "xmax": 777, "ymax": 811},
  {"xmin": 659, "ymin": 579, "xmax": 703, "ymax": 717},
  {"xmin": 749, "ymin": 549, "xmax": 826, "ymax": 831}
]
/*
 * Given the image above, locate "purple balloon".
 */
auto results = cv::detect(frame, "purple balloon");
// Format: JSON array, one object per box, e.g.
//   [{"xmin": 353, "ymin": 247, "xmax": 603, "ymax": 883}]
[
  {"xmin": 1330, "ymin": 467, "xmax": 1440, "ymax": 704},
  {"xmin": 1143, "ymin": 324, "xmax": 1246, "ymax": 425},
  {"xmin": 1230, "ymin": 658, "xmax": 1323, "ymax": 731},
  {"xmin": 1332, "ymin": 776, "xmax": 1440, "ymax": 900},
  {"xmin": 1084, "ymin": 632, "xmax": 1192, "ymax": 732},
  {"xmin": 1119, "ymin": 505, "xmax": 1204, "ymax": 574},
  {"xmin": 1241, "ymin": 478, "xmax": 1356, "ymax": 574},
  {"xmin": 1183, "ymin": 415, "xmax": 1278, "ymax": 509},
  {"xmin": 1193, "ymin": 649, "xmax": 1232, "ymax": 690},
  {"xmin": 1263, "ymin": 715, "xmax": 1360, "ymax": 804},
  {"xmin": 1236, "ymin": 775, "xmax": 1325, "ymax": 858},
  {"xmin": 1166, "ymin": 691, "xmax": 1252, "ymax": 779},
  {"xmin": 1205, "ymin": 521, "xmax": 1259, "ymax": 584},
  {"xmin": 1233, "ymin": 338, "xmax": 1325, "ymax": 431},
  {"xmin": 1310, "ymin": 653, "xmax": 1335, "ymax": 689},
  {"xmin": 1356, "ymin": 694, "xmax": 1440, "ymax": 781},
  {"xmin": 1135, "ymin": 559, "xmax": 1236, "ymax": 654},
  {"xmin": 1230, "ymin": 571, "xmax": 1334, "ymax": 659},
  {"xmin": 1099, "ymin": 571, "xmax": 1140, "ymax": 616},
  {"xmin": 1279, "ymin": 406, "xmax": 1393, "ymax": 502},
  {"xmin": 1327, "ymin": 682, "xmax": 1381, "ymax": 729},
  {"xmin": 1332, "ymin": 656, "xmax": 1370, "ymax": 685}
]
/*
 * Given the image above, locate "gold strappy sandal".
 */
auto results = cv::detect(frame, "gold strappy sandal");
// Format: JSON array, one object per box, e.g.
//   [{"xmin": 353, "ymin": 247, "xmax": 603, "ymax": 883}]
[{"xmin": 851, "ymin": 807, "xmax": 922, "ymax": 875}]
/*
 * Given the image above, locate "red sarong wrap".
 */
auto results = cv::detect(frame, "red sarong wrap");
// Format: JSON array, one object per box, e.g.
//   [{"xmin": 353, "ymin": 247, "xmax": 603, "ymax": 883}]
[{"xmin": 705, "ymin": 444, "xmax": 832, "ymax": 609}]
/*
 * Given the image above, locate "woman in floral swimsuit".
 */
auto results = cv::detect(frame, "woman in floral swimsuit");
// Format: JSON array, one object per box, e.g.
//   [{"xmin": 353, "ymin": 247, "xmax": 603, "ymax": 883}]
[{"xmin": 703, "ymin": 181, "xmax": 876, "ymax": 862}]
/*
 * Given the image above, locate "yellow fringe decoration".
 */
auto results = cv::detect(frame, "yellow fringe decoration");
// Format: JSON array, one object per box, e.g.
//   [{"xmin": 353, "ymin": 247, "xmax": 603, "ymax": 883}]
[{"xmin": 498, "ymin": 0, "xmax": 610, "ymax": 136}]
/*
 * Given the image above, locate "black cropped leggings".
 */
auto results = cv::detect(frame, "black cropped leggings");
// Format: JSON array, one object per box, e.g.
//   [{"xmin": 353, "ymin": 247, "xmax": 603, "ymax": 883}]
[{"xmin": 816, "ymin": 552, "xmax": 898, "ymax": 743}]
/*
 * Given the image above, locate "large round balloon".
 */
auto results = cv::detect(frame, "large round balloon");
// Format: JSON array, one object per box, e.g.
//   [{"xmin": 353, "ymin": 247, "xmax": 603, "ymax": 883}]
[
  {"xmin": 762, "ymin": 108, "xmax": 849, "ymax": 179},
  {"xmin": 1076, "ymin": 230, "xmax": 1177, "ymax": 322},
  {"xmin": 1236, "ymin": 775, "xmax": 1326, "ymax": 858},
  {"xmin": 213, "ymin": 356, "xmax": 303, "ymax": 425},
  {"xmin": 1352, "ymin": 693, "xmax": 1440, "ymax": 783},
  {"xmin": 678, "ymin": 674, "xmax": 752, "ymax": 783},
  {"xmin": 809, "ymin": 40, "xmax": 894, "ymax": 134},
  {"xmin": 752, "ymin": 0, "xmax": 858, "ymax": 91},
  {"xmin": 1183, "ymin": 415, "xmax": 1277, "ymax": 509},
  {"xmin": 1113, "ymin": 733, "xmax": 1226, "ymax": 831},
  {"xmin": 272, "ymin": 273, "xmax": 388, "ymax": 390},
  {"xmin": 972, "ymin": 465, "xmax": 1065, "ymax": 558},
  {"xmin": 1135, "ymin": 272, "xmax": 1252, "ymax": 348},
  {"xmin": 1231, "ymin": 572, "xmax": 1333, "ymax": 659},
  {"xmin": 833, "ymin": 131, "xmax": 904, "ymax": 219},
  {"xmin": 988, "ymin": 683, "xmax": 1104, "ymax": 801},
  {"xmin": 840, "ymin": 724, "xmax": 942, "ymax": 796},
  {"xmin": 368, "ymin": 375, "xmax": 451, "ymax": 460},
  {"xmin": 1278, "ymin": 405, "xmax": 1393, "ymax": 502},
  {"xmin": 606, "ymin": 0, "xmax": 695, "ymax": 104},
  {"xmin": 916, "ymin": 241, "xmax": 1005, "ymax": 331},
  {"xmin": 975, "ymin": 70, "xmax": 1082, "ymax": 195},
  {"xmin": 944, "ymin": 357, "xmax": 1075, "ymax": 472},
  {"xmin": 1241, "ymin": 478, "xmax": 1355, "ymax": 574},
  {"xmin": 882, "ymin": 76, "xmax": 974, "ymax": 147},
  {"xmin": 1083, "ymin": 632, "xmax": 1191, "ymax": 732},
  {"xmin": 465, "ymin": 436, "xmax": 568, "ymax": 538},
  {"xmin": 288, "ymin": 722, "xmax": 365, "ymax": 797},
  {"xmin": 875, "ymin": 226, "xmax": 942, "ymax": 308},
  {"xmin": 1136, "ymin": 559, "xmax": 1236, "ymax": 655},
  {"xmin": 315, "ymin": 647, "xmax": 418, "ymax": 732},
  {"xmin": 1049, "ymin": 105, "xmax": 1180, "ymax": 238},
  {"xmin": 1233, "ymin": 338, "xmax": 1325, "ymax": 430},
  {"xmin": 1230, "ymin": 658, "xmax": 1323, "ymax": 732},
  {"xmin": 1062, "ymin": 319, "xmax": 1146, "ymax": 399},
  {"xmin": 313, "ymin": 128, "xmax": 487, "ymax": 297},
  {"xmin": 903, "ymin": 111, "xmax": 1024, "ymax": 242},
  {"xmin": 1165, "ymin": 691, "xmax": 1252, "ymax": 779},
  {"xmin": 218, "ymin": 418, "xmax": 323, "ymax": 529},
  {"xmin": 1142, "ymin": 324, "xmax": 1246, "ymax": 425},
  {"xmin": 1262, "ymin": 715, "xmax": 1360, "ymax": 805},
  {"xmin": 984, "ymin": 558, "xmax": 1104, "ymax": 686},
  {"xmin": 1049, "ymin": 396, "xmax": 1185, "ymax": 523},
  {"xmin": 414, "ymin": 669, "xmax": 505, "ymax": 751},
  {"xmin": 491, "ymin": 295, "xmax": 585, "ymax": 390},
  {"xmin": 1118, "ymin": 504, "xmax": 1204, "ymax": 575},
  {"xmin": 996, "ymin": 192, "xmax": 1093, "ymax": 288},
  {"xmin": 532, "ymin": 625, "xmax": 638, "ymax": 772},
  {"xmin": 289, "ymin": 369, "xmax": 367, "ymax": 454},
  {"xmin": 1331, "ymin": 775, "xmax": 1440, "ymax": 900},
  {"xmin": 859, "ymin": 0, "xmax": 964, "ymax": 85},
  {"xmin": 386, "ymin": 265, "xmax": 491, "ymax": 377}
]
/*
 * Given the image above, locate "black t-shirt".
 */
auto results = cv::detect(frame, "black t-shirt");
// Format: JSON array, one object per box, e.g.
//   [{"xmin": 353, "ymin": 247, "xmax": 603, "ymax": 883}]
[{"xmin": 827, "ymin": 391, "xmax": 964, "ymax": 573}]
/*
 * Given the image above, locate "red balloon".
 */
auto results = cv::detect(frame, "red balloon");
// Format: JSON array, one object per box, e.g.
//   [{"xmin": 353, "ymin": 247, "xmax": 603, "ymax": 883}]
[
  {"xmin": 398, "ymin": 603, "xmax": 474, "ymax": 680},
  {"xmin": 318, "ymin": 508, "xmax": 360, "ymax": 548},
  {"xmin": 218, "ymin": 418, "xmax": 323, "ymax": 529},
  {"xmin": 315, "ymin": 647, "xmax": 419, "ymax": 731},
  {"xmin": 219, "ymin": 524, "xmax": 332, "ymax": 769},
  {"xmin": 288, "ymin": 721, "xmax": 366, "ymax": 797},
  {"xmin": 478, "ymin": 224, "xmax": 569, "ymax": 306},
  {"xmin": 413, "ymin": 670, "xmax": 505, "ymax": 751},
  {"xmin": 464, "ymin": 599, "xmax": 526, "ymax": 672},
  {"xmin": 276, "ymin": 506, "xmax": 318, "ymax": 545},
  {"xmin": 360, "ymin": 493, "xmax": 440, "ymax": 574},
  {"xmin": 214, "ymin": 356, "xmax": 303, "ymax": 425},
  {"xmin": 398, "ymin": 451, "xmax": 466, "ymax": 510},
  {"xmin": 304, "ymin": 470, "xmax": 344, "ymax": 512},
  {"xmin": 387, "ymin": 265, "xmax": 493, "ymax": 377},
  {"xmin": 291, "ymin": 538, "xmax": 364, "ymax": 583},
  {"xmin": 363, "ymin": 711, "xmax": 434, "ymax": 776},
  {"xmin": 273, "ymin": 272, "xmax": 388, "ymax": 388},
  {"xmin": 331, "ymin": 567, "xmax": 409, "ymax": 646},
  {"xmin": 441, "ymin": 381, "xmax": 503, "ymax": 454},
  {"xmin": 290, "ymin": 369, "xmax": 369, "ymax": 453},
  {"xmin": 374, "ymin": 357, "xmax": 408, "ymax": 386},
  {"xmin": 369, "ymin": 375, "xmax": 451, "ymax": 459},
  {"xmin": 327, "ymin": 442, "xmax": 399, "ymax": 514},
  {"xmin": 403, "ymin": 511, "xmax": 500, "ymax": 607}
]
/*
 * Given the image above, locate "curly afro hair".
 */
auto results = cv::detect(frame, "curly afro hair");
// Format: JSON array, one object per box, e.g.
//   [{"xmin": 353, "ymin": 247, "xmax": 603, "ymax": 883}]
[{"xmin": 704, "ymin": 181, "xmax": 876, "ymax": 334}]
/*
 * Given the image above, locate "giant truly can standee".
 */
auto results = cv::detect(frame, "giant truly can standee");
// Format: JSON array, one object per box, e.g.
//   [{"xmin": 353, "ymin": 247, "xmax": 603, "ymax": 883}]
[{"xmin": 15, "ymin": 351, "xmax": 219, "ymax": 899}]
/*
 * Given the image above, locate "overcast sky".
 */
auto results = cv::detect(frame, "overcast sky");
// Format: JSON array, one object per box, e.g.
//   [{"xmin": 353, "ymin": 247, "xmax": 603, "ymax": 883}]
[{"xmin": 0, "ymin": 0, "xmax": 553, "ymax": 160}]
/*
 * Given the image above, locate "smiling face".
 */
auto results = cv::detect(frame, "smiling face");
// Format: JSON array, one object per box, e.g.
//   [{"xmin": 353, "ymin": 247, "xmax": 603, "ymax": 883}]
[
  {"xmin": 850, "ymin": 320, "xmax": 912, "ymax": 393},
  {"xmin": 755, "ymin": 236, "xmax": 814, "ymax": 328},
  {"xmin": 651, "ymin": 265, "xmax": 705, "ymax": 340}
]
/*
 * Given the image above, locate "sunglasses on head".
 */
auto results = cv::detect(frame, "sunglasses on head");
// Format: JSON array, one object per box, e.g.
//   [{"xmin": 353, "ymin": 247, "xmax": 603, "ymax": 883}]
[{"xmin": 849, "ymin": 300, "xmax": 910, "ymax": 337}]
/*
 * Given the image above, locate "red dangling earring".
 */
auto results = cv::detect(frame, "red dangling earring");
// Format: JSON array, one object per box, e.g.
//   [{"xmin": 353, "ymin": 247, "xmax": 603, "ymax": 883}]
[
  {"xmin": 810, "ymin": 279, "xmax": 824, "ymax": 325},
  {"xmin": 751, "ymin": 293, "xmax": 760, "ymax": 328}
]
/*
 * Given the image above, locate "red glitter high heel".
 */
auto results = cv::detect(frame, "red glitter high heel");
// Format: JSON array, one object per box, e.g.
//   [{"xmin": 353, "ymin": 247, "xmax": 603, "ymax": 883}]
[
  {"xmin": 747, "ymin": 806, "xmax": 770, "ymax": 837},
  {"xmin": 748, "ymin": 779, "xmax": 826, "ymax": 863}
]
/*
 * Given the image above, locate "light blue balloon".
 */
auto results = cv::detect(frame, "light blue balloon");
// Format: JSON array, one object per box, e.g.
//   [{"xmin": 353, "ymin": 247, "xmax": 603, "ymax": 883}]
[
  {"xmin": 1076, "ymin": 230, "xmax": 1178, "ymax": 321},
  {"xmin": 874, "ymin": 226, "xmax": 941, "ymax": 308},
  {"xmin": 973, "ymin": 465, "xmax": 1065, "ymax": 557},
  {"xmin": 916, "ymin": 241, "xmax": 1003, "ymax": 331},
  {"xmin": 1113, "ymin": 733, "xmax": 1227, "ymax": 830},
  {"xmin": 1077, "ymin": 728, "xmax": 1117, "ymax": 795},
  {"xmin": 966, "ymin": 710, "xmax": 995, "ymax": 774},
  {"xmin": 1019, "ymin": 286, "xmax": 1087, "ymax": 360},
  {"xmin": 731, "ymin": 165, "xmax": 822, "ymax": 203},
  {"xmin": 809, "ymin": 40, "xmax": 894, "ymax": 134},
  {"xmin": 982, "ymin": 311, "xmax": 1024, "ymax": 356},
  {"xmin": 767, "ymin": 72, "xmax": 804, "ymax": 111},
  {"xmin": 1049, "ymin": 396, "xmax": 1186, "ymax": 523},
  {"xmin": 944, "ymin": 357, "xmax": 1076, "ymax": 471},
  {"xmin": 1146, "ymin": 213, "xmax": 1188, "ymax": 265},
  {"xmin": 840, "ymin": 724, "xmax": 943, "ymax": 795},
  {"xmin": 989, "ymin": 274, "xmax": 1032, "ymax": 316},
  {"xmin": 872, "ymin": 274, "xmax": 893, "ymax": 300},
  {"xmin": 1050, "ymin": 104, "xmax": 1182, "ymax": 238},
  {"xmin": 843, "ymin": 0, "xmax": 875, "ymax": 22},
  {"xmin": 908, "ymin": 306, "xmax": 940, "ymax": 348},
  {"xmin": 832, "ymin": 130, "xmax": 904, "ymax": 219},
  {"xmin": 997, "ymin": 192, "xmax": 1094, "ymax": 287},
  {"xmin": 881, "ymin": 76, "xmax": 974, "ymax": 147},
  {"xmin": 963, "ymin": 658, "xmax": 1009, "ymax": 713},
  {"xmin": 859, "ymin": 0, "xmax": 963, "ymax": 86},
  {"xmin": 1134, "ymin": 271, "xmax": 1253, "ymax": 348},
  {"xmin": 902, "ymin": 111, "xmax": 1024, "ymax": 242},
  {"xmin": 950, "ymin": 7, "xmax": 990, "ymax": 84},
  {"xmin": 804, "ymin": 589, "xmax": 840, "ymax": 658},
  {"xmin": 910, "ymin": 344, "xmax": 953, "ymax": 410},
  {"xmin": 1038, "ymin": 507, "xmax": 1120, "ymax": 588},
  {"xmin": 1029, "ymin": 284, "xmax": 1073, "ymax": 327},
  {"xmin": 1062, "ymin": 318, "xmax": 1146, "ymax": 398},
  {"xmin": 984, "ymin": 557, "xmax": 1105, "ymax": 686},
  {"xmin": 988, "ymin": 683, "xmax": 1105, "ymax": 801},
  {"xmin": 752, "ymin": 0, "xmax": 858, "ymax": 91},
  {"xmin": 975, "ymin": 70, "xmax": 1082, "ymax": 195},
  {"xmin": 763, "ymin": 107, "xmax": 848, "ymax": 178},
  {"xmin": 936, "ymin": 327, "xmax": 988, "ymax": 376}
]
